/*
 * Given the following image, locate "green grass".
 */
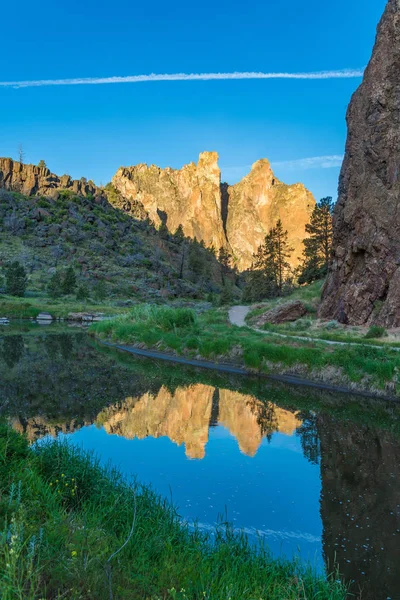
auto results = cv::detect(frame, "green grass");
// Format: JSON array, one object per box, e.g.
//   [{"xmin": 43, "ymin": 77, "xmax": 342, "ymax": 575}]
[
  {"xmin": 91, "ymin": 304, "xmax": 400, "ymax": 396},
  {"xmin": 0, "ymin": 424, "xmax": 348, "ymax": 599},
  {"xmin": 0, "ymin": 293, "xmax": 132, "ymax": 319}
]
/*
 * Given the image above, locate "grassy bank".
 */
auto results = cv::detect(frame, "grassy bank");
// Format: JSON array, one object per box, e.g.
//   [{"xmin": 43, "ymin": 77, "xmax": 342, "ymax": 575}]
[
  {"xmin": 0, "ymin": 293, "xmax": 132, "ymax": 319},
  {"xmin": 91, "ymin": 305, "xmax": 400, "ymax": 396},
  {"xmin": 0, "ymin": 425, "xmax": 347, "ymax": 600}
]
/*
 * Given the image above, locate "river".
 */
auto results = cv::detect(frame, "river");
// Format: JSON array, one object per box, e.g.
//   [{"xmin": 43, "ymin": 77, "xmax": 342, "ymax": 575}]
[{"xmin": 1, "ymin": 324, "xmax": 399, "ymax": 600}]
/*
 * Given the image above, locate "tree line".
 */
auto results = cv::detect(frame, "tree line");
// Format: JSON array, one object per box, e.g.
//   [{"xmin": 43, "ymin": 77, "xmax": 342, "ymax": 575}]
[{"xmin": 243, "ymin": 197, "xmax": 334, "ymax": 302}]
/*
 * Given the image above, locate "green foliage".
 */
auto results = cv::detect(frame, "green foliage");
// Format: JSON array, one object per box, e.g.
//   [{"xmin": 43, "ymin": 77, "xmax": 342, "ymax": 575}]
[
  {"xmin": 245, "ymin": 220, "xmax": 294, "ymax": 301},
  {"xmin": 76, "ymin": 284, "xmax": 89, "ymax": 301},
  {"xmin": 219, "ymin": 283, "xmax": 233, "ymax": 305},
  {"xmin": 365, "ymin": 325, "xmax": 388, "ymax": 339},
  {"xmin": 61, "ymin": 265, "xmax": 76, "ymax": 294},
  {"xmin": 0, "ymin": 425, "xmax": 348, "ymax": 600},
  {"xmin": 37, "ymin": 159, "xmax": 46, "ymax": 168},
  {"xmin": 299, "ymin": 197, "xmax": 334, "ymax": 285},
  {"xmin": 5, "ymin": 261, "xmax": 28, "ymax": 297},
  {"xmin": 47, "ymin": 272, "xmax": 63, "ymax": 298},
  {"xmin": 93, "ymin": 279, "xmax": 107, "ymax": 301}
]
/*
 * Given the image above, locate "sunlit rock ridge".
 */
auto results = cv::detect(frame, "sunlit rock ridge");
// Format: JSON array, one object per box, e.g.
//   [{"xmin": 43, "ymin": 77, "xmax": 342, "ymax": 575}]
[
  {"xmin": 112, "ymin": 152, "xmax": 315, "ymax": 270},
  {"xmin": 320, "ymin": 0, "xmax": 400, "ymax": 326}
]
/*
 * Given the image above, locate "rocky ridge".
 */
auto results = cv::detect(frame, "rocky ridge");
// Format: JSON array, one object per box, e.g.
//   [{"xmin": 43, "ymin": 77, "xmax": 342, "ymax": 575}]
[
  {"xmin": 319, "ymin": 0, "xmax": 400, "ymax": 326},
  {"xmin": 112, "ymin": 153, "xmax": 315, "ymax": 270},
  {"xmin": 0, "ymin": 158, "xmax": 103, "ymax": 199}
]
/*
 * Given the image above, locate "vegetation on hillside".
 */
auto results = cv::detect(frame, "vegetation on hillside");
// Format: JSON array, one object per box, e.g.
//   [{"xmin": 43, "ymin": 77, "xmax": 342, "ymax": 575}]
[
  {"xmin": 0, "ymin": 425, "xmax": 348, "ymax": 600},
  {"xmin": 0, "ymin": 188, "xmax": 237, "ymax": 304}
]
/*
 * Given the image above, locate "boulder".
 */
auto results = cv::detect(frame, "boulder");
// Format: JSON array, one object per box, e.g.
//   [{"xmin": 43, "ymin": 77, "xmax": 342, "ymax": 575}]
[{"xmin": 254, "ymin": 300, "xmax": 307, "ymax": 326}]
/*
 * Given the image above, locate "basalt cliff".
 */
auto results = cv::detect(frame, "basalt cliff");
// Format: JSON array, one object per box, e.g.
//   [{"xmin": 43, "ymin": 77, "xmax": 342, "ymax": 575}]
[
  {"xmin": 319, "ymin": 0, "xmax": 400, "ymax": 326},
  {"xmin": 112, "ymin": 152, "xmax": 315, "ymax": 270}
]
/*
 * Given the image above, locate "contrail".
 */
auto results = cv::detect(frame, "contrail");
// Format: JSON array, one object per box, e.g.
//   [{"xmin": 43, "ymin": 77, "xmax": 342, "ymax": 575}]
[{"xmin": 0, "ymin": 69, "xmax": 364, "ymax": 89}]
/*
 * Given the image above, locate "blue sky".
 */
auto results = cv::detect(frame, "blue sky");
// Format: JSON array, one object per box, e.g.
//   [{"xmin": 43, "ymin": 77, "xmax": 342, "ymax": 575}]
[{"xmin": 0, "ymin": 0, "xmax": 386, "ymax": 200}]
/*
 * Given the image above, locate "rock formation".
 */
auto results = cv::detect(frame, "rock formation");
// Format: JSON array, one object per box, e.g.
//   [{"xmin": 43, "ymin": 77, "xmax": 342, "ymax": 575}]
[
  {"xmin": 319, "ymin": 0, "xmax": 400, "ymax": 326},
  {"xmin": 112, "ymin": 152, "xmax": 227, "ymax": 251},
  {"xmin": 96, "ymin": 384, "xmax": 302, "ymax": 459},
  {"xmin": 226, "ymin": 159, "xmax": 315, "ymax": 270},
  {"xmin": 112, "ymin": 153, "xmax": 315, "ymax": 270},
  {"xmin": 253, "ymin": 300, "xmax": 307, "ymax": 326},
  {"xmin": 0, "ymin": 158, "xmax": 103, "ymax": 199}
]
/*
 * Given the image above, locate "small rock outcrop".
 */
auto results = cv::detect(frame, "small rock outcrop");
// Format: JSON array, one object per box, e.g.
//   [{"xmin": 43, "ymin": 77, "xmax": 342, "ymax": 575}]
[
  {"xmin": 319, "ymin": 0, "xmax": 400, "ymax": 326},
  {"xmin": 112, "ymin": 153, "xmax": 315, "ymax": 270},
  {"xmin": 254, "ymin": 300, "xmax": 307, "ymax": 326},
  {"xmin": 0, "ymin": 158, "xmax": 103, "ymax": 199}
]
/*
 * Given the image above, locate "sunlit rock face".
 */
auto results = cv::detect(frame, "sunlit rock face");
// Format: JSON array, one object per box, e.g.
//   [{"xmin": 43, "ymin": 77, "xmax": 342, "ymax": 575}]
[
  {"xmin": 112, "ymin": 153, "xmax": 315, "ymax": 270},
  {"xmin": 319, "ymin": 0, "xmax": 400, "ymax": 326},
  {"xmin": 112, "ymin": 152, "xmax": 227, "ymax": 252},
  {"xmin": 0, "ymin": 158, "xmax": 102, "ymax": 198},
  {"xmin": 99, "ymin": 385, "xmax": 215, "ymax": 459},
  {"xmin": 226, "ymin": 160, "xmax": 315, "ymax": 270},
  {"xmin": 97, "ymin": 385, "xmax": 302, "ymax": 459},
  {"xmin": 318, "ymin": 415, "xmax": 400, "ymax": 600}
]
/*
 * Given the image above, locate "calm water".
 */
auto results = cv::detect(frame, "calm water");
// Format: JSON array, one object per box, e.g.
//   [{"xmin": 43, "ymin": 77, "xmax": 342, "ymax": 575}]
[{"xmin": 1, "ymin": 325, "xmax": 400, "ymax": 600}]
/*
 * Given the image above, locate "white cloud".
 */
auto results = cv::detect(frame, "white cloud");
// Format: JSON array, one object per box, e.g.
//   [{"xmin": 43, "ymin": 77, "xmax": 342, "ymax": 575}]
[
  {"xmin": 0, "ymin": 70, "xmax": 363, "ymax": 89},
  {"xmin": 272, "ymin": 155, "xmax": 344, "ymax": 170}
]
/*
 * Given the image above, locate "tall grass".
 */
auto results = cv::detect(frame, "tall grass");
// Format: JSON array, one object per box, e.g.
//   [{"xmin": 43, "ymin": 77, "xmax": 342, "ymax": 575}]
[
  {"xmin": 91, "ymin": 305, "xmax": 400, "ymax": 395},
  {"xmin": 0, "ymin": 425, "xmax": 348, "ymax": 599}
]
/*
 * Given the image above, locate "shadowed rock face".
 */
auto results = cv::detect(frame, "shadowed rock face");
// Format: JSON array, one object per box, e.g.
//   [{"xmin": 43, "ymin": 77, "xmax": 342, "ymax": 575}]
[
  {"xmin": 319, "ymin": 0, "xmax": 400, "ymax": 326},
  {"xmin": 0, "ymin": 158, "xmax": 103, "ymax": 199},
  {"xmin": 112, "ymin": 153, "xmax": 315, "ymax": 270}
]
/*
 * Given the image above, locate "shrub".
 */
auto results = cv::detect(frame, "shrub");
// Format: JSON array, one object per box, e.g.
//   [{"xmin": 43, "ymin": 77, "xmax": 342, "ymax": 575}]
[{"xmin": 365, "ymin": 325, "xmax": 388, "ymax": 339}]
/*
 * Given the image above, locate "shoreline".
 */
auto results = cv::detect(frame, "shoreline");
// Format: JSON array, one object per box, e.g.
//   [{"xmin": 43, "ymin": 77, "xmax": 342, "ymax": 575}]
[{"xmin": 99, "ymin": 339, "xmax": 400, "ymax": 404}]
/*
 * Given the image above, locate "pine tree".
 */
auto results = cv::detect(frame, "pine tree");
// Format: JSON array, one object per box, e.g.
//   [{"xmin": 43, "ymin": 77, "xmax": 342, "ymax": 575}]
[
  {"xmin": 218, "ymin": 247, "xmax": 232, "ymax": 284},
  {"xmin": 245, "ymin": 220, "xmax": 293, "ymax": 301},
  {"xmin": 61, "ymin": 266, "xmax": 77, "ymax": 294},
  {"xmin": 173, "ymin": 224, "xmax": 185, "ymax": 244},
  {"xmin": 299, "ymin": 197, "xmax": 334, "ymax": 285},
  {"xmin": 158, "ymin": 221, "xmax": 169, "ymax": 239},
  {"xmin": 94, "ymin": 279, "xmax": 107, "ymax": 301},
  {"xmin": 38, "ymin": 159, "xmax": 47, "ymax": 168},
  {"xmin": 5, "ymin": 261, "xmax": 28, "ymax": 297},
  {"xmin": 76, "ymin": 284, "xmax": 89, "ymax": 301},
  {"xmin": 48, "ymin": 272, "xmax": 63, "ymax": 298}
]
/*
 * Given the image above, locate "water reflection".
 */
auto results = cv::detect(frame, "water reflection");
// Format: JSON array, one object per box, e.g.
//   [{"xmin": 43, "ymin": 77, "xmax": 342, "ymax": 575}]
[
  {"xmin": 96, "ymin": 386, "xmax": 302, "ymax": 459},
  {"xmin": 1, "ymin": 329, "xmax": 400, "ymax": 599}
]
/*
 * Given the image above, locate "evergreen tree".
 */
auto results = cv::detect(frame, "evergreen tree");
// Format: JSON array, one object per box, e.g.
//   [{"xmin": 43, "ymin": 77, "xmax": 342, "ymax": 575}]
[
  {"xmin": 245, "ymin": 220, "xmax": 293, "ymax": 301},
  {"xmin": 218, "ymin": 247, "xmax": 232, "ymax": 284},
  {"xmin": 188, "ymin": 240, "xmax": 206, "ymax": 278},
  {"xmin": 219, "ymin": 283, "xmax": 233, "ymax": 305},
  {"xmin": 61, "ymin": 266, "xmax": 77, "ymax": 294},
  {"xmin": 299, "ymin": 197, "xmax": 334, "ymax": 285},
  {"xmin": 158, "ymin": 221, "xmax": 169, "ymax": 239},
  {"xmin": 5, "ymin": 261, "xmax": 28, "ymax": 297},
  {"xmin": 76, "ymin": 284, "xmax": 89, "ymax": 301},
  {"xmin": 48, "ymin": 272, "xmax": 63, "ymax": 298},
  {"xmin": 173, "ymin": 224, "xmax": 185, "ymax": 243},
  {"xmin": 94, "ymin": 279, "xmax": 107, "ymax": 301},
  {"xmin": 38, "ymin": 159, "xmax": 47, "ymax": 168}
]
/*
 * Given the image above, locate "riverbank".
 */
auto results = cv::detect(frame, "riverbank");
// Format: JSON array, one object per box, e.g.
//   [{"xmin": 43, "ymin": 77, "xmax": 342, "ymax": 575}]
[
  {"xmin": 0, "ymin": 424, "xmax": 347, "ymax": 600},
  {"xmin": 91, "ymin": 305, "xmax": 400, "ymax": 398}
]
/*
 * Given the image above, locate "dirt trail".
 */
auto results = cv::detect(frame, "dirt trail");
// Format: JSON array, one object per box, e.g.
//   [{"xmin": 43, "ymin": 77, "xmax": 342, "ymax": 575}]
[{"xmin": 228, "ymin": 305, "xmax": 400, "ymax": 352}]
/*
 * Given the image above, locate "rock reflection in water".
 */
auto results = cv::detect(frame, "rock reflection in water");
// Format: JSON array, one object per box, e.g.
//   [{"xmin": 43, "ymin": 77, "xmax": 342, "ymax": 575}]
[{"xmin": 96, "ymin": 385, "xmax": 302, "ymax": 459}]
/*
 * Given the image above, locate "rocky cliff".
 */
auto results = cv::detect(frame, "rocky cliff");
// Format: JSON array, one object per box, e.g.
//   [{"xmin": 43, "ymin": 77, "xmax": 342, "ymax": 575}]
[
  {"xmin": 226, "ymin": 159, "xmax": 315, "ymax": 270},
  {"xmin": 112, "ymin": 153, "xmax": 315, "ymax": 270},
  {"xmin": 319, "ymin": 0, "xmax": 400, "ymax": 326},
  {"xmin": 0, "ymin": 158, "xmax": 103, "ymax": 199},
  {"xmin": 112, "ymin": 152, "xmax": 227, "ymax": 252}
]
